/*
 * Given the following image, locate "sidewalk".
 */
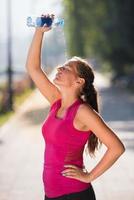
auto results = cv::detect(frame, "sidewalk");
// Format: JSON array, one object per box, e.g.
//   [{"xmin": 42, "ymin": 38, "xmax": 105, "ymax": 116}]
[{"xmin": 0, "ymin": 70, "xmax": 134, "ymax": 200}]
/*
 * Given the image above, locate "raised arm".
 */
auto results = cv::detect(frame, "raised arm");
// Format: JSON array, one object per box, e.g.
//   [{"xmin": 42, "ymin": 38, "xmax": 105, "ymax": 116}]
[{"xmin": 25, "ymin": 15, "xmax": 61, "ymax": 105}]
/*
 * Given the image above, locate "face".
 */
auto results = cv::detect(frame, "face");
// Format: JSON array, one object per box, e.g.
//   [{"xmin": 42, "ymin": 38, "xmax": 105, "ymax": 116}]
[{"xmin": 53, "ymin": 61, "xmax": 81, "ymax": 88}]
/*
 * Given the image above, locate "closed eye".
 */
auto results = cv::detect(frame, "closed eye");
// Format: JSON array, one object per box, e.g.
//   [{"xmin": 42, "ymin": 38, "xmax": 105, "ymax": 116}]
[
  {"xmin": 57, "ymin": 65, "xmax": 72, "ymax": 72},
  {"xmin": 62, "ymin": 67, "xmax": 71, "ymax": 71}
]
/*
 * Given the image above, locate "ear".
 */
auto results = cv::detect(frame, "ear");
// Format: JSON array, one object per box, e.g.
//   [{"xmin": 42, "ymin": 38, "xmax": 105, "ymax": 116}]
[{"xmin": 76, "ymin": 77, "xmax": 85, "ymax": 87}]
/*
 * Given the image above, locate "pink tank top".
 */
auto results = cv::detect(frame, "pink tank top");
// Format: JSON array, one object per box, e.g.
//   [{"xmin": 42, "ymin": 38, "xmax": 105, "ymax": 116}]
[{"xmin": 42, "ymin": 98, "xmax": 92, "ymax": 198}]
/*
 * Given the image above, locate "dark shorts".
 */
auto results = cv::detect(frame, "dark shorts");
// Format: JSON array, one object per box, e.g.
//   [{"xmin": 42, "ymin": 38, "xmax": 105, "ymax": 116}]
[{"xmin": 44, "ymin": 184, "xmax": 96, "ymax": 200}]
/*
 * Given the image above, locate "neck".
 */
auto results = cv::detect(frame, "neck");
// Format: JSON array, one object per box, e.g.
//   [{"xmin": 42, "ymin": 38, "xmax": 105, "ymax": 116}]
[{"xmin": 60, "ymin": 94, "xmax": 80, "ymax": 109}]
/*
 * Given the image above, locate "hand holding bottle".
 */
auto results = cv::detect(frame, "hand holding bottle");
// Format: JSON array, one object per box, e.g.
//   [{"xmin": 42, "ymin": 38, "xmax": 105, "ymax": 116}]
[
  {"xmin": 35, "ymin": 14, "xmax": 54, "ymax": 33},
  {"xmin": 27, "ymin": 13, "xmax": 64, "ymax": 33}
]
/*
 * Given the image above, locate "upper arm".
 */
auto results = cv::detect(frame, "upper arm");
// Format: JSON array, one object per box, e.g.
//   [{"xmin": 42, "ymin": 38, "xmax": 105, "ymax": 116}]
[
  {"xmin": 27, "ymin": 68, "xmax": 61, "ymax": 105},
  {"xmin": 78, "ymin": 104, "xmax": 125, "ymax": 151}
]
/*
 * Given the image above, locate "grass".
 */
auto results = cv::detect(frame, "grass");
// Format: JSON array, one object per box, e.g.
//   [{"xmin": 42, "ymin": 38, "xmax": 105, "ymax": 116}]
[
  {"xmin": 0, "ymin": 111, "xmax": 14, "ymax": 126},
  {"xmin": 14, "ymin": 88, "xmax": 34, "ymax": 109},
  {"xmin": 0, "ymin": 88, "xmax": 35, "ymax": 126}
]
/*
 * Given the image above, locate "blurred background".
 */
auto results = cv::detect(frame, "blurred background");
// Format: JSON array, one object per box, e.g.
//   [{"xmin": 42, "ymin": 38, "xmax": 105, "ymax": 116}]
[
  {"xmin": 0, "ymin": 0, "xmax": 64, "ymax": 116},
  {"xmin": 0, "ymin": 0, "xmax": 134, "ymax": 200},
  {"xmin": 1, "ymin": 0, "xmax": 134, "ymax": 117}
]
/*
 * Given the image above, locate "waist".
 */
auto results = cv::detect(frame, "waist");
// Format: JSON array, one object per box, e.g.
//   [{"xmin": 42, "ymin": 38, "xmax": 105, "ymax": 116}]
[
  {"xmin": 42, "ymin": 164, "xmax": 90, "ymax": 198},
  {"xmin": 45, "ymin": 186, "xmax": 92, "ymax": 199}
]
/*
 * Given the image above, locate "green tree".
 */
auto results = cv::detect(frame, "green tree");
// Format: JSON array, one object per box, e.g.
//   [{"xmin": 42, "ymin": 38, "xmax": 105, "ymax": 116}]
[
  {"xmin": 63, "ymin": 0, "xmax": 86, "ymax": 57},
  {"xmin": 63, "ymin": 0, "xmax": 134, "ymax": 77},
  {"xmin": 99, "ymin": 0, "xmax": 134, "ymax": 76}
]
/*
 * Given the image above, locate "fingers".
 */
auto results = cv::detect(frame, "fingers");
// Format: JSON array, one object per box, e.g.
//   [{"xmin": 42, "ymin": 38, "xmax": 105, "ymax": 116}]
[
  {"xmin": 42, "ymin": 22, "xmax": 52, "ymax": 31},
  {"xmin": 61, "ymin": 164, "xmax": 89, "ymax": 183},
  {"xmin": 62, "ymin": 173, "xmax": 76, "ymax": 177},
  {"xmin": 64, "ymin": 164, "xmax": 79, "ymax": 169},
  {"xmin": 61, "ymin": 169, "xmax": 76, "ymax": 174},
  {"xmin": 61, "ymin": 165, "xmax": 80, "ymax": 176},
  {"xmin": 61, "ymin": 169, "xmax": 77, "ymax": 177},
  {"xmin": 43, "ymin": 24, "xmax": 51, "ymax": 29},
  {"xmin": 41, "ymin": 13, "xmax": 55, "ymax": 19}
]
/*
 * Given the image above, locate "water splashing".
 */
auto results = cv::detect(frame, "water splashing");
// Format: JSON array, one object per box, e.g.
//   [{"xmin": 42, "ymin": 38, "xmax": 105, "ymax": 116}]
[{"xmin": 53, "ymin": 27, "xmax": 68, "ymax": 64}]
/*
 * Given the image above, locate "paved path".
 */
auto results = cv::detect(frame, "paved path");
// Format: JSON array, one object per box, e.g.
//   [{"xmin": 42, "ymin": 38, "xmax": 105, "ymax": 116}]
[{"xmin": 0, "ymin": 70, "xmax": 134, "ymax": 200}]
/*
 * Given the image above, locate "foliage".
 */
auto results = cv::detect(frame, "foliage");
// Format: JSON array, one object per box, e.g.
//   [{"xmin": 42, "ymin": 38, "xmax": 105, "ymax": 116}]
[{"xmin": 63, "ymin": 0, "xmax": 134, "ymax": 77}]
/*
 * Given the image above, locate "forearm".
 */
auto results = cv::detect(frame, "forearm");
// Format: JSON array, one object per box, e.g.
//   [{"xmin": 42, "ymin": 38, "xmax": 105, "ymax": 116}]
[
  {"xmin": 87, "ymin": 148, "xmax": 124, "ymax": 182},
  {"xmin": 26, "ymin": 29, "xmax": 44, "ymax": 71}
]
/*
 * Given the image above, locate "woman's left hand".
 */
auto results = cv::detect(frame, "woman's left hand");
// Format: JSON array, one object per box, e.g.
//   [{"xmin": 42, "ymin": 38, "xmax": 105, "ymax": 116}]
[{"xmin": 61, "ymin": 164, "xmax": 90, "ymax": 183}]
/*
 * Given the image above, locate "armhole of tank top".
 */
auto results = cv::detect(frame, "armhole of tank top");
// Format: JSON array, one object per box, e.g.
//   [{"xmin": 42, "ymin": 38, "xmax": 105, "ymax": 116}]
[
  {"xmin": 68, "ymin": 102, "xmax": 82, "ymax": 123},
  {"xmin": 49, "ymin": 98, "xmax": 61, "ymax": 112},
  {"xmin": 69, "ymin": 102, "xmax": 91, "ymax": 133}
]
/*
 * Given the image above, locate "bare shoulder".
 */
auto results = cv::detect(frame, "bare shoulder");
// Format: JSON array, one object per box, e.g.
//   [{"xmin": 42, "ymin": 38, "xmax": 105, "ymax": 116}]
[
  {"xmin": 77, "ymin": 102, "xmax": 100, "ymax": 120},
  {"xmin": 76, "ymin": 102, "xmax": 107, "ymax": 133},
  {"xmin": 77, "ymin": 102, "xmax": 125, "ymax": 152}
]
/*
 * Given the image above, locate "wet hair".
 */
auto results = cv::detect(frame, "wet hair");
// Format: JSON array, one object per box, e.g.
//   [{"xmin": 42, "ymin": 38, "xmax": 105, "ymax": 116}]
[{"xmin": 69, "ymin": 56, "xmax": 102, "ymax": 157}]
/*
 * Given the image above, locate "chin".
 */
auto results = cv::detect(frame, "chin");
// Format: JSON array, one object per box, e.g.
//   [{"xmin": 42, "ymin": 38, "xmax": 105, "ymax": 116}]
[
  {"xmin": 53, "ymin": 78, "xmax": 66, "ymax": 88},
  {"xmin": 53, "ymin": 78, "xmax": 60, "ymax": 85}
]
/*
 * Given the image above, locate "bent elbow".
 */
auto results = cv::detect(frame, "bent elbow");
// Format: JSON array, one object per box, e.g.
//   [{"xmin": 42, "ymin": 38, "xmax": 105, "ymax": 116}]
[
  {"xmin": 117, "ymin": 143, "xmax": 126, "ymax": 156},
  {"xmin": 121, "ymin": 145, "xmax": 126, "ymax": 154}
]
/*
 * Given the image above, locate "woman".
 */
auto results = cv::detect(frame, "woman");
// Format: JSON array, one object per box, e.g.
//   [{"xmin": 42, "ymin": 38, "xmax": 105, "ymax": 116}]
[{"xmin": 26, "ymin": 14, "xmax": 125, "ymax": 200}]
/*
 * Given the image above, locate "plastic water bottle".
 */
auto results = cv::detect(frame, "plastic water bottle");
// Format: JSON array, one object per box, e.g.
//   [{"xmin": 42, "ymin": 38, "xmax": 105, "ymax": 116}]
[{"xmin": 26, "ymin": 16, "xmax": 64, "ymax": 28}]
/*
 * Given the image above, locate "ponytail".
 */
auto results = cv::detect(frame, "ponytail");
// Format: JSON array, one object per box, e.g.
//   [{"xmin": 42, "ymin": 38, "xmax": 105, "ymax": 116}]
[
  {"xmin": 71, "ymin": 56, "xmax": 102, "ymax": 157},
  {"xmin": 83, "ymin": 83, "xmax": 102, "ymax": 157}
]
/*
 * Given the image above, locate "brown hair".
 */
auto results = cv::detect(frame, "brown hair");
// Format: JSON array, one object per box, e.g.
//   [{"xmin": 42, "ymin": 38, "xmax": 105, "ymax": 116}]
[{"xmin": 69, "ymin": 56, "xmax": 102, "ymax": 157}]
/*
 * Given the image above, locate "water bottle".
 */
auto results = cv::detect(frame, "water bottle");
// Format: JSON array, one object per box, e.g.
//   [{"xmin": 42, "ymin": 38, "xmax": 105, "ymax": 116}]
[{"xmin": 26, "ymin": 16, "xmax": 64, "ymax": 28}]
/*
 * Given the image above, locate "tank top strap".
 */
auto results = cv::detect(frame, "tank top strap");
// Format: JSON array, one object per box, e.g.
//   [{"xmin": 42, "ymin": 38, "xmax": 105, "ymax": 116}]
[
  {"xmin": 66, "ymin": 98, "xmax": 84, "ymax": 121},
  {"xmin": 49, "ymin": 98, "xmax": 61, "ymax": 112}
]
